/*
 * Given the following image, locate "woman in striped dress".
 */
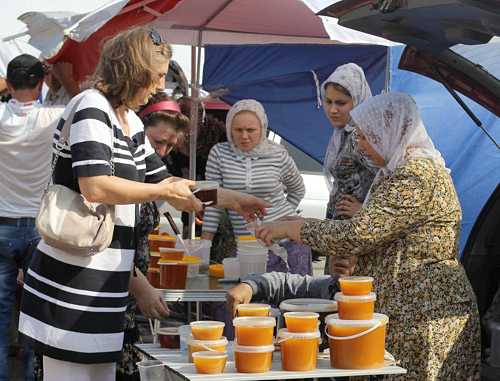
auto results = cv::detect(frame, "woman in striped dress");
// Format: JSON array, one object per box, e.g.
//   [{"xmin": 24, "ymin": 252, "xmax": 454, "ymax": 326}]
[
  {"xmin": 18, "ymin": 28, "xmax": 269, "ymax": 381},
  {"xmin": 201, "ymin": 99, "xmax": 312, "ymax": 276}
]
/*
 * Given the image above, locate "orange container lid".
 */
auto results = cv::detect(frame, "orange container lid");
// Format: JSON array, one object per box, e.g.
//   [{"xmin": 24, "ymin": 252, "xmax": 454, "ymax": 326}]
[
  {"xmin": 147, "ymin": 267, "xmax": 160, "ymax": 272},
  {"xmin": 149, "ymin": 234, "xmax": 176, "ymax": 241},
  {"xmin": 209, "ymin": 264, "xmax": 224, "ymax": 278},
  {"xmin": 237, "ymin": 235, "xmax": 257, "ymax": 241}
]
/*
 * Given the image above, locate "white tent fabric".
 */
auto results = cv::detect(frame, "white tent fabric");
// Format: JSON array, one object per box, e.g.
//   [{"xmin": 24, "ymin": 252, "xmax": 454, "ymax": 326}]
[{"xmin": 0, "ymin": 39, "xmax": 40, "ymax": 77}]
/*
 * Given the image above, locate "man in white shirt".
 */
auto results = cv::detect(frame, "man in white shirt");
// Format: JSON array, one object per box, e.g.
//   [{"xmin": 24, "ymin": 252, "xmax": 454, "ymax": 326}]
[{"xmin": 0, "ymin": 54, "xmax": 64, "ymax": 381}]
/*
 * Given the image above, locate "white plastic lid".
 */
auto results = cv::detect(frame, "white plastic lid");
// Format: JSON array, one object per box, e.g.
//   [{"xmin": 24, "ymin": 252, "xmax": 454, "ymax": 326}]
[
  {"xmin": 232, "ymin": 316, "xmax": 276, "ymax": 328},
  {"xmin": 325, "ymin": 313, "xmax": 389, "ymax": 327},
  {"xmin": 334, "ymin": 292, "xmax": 376, "ymax": 302},
  {"xmin": 187, "ymin": 336, "xmax": 228, "ymax": 346},
  {"xmin": 338, "ymin": 276, "xmax": 374, "ymax": 283},
  {"xmin": 159, "ymin": 247, "xmax": 185, "ymax": 252},
  {"xmin": 232, "ymin": 343, "xmax": 275, "ymax": 353},
  {"xmin": 280, "ymin": 298, "xmax": 337, "ymax": 313},
  {"xmin": 192, "ymin": 351, "xmax": 227, "ymax": 359},
  {"xmin": 193, "ymin": 180, "xmax": 219, "ymax": 190},
  {"xmin": 283, "ymin": 312, "xmax": 319, "ymax": 319},
  {"xmin": 237, "ymin": 303, "xmax": 271, "ymax": 312},
  {"xmin": 178, "ymin": 325, "xmax": 192, "ymax": 334},
  {"xmin": 277, "ymin": 328, "xmax": 321, "ymax": 340},
  {"xmin": 151, "ymin": 253, "xmax": 160, "ymax": 257},
  {"xmin": 190, "ymin": 321, "xmax": 225, "ymax": 329},
  {"xmin": 157, "ymin": 327, "xmax": 179, "ymax": 336}
]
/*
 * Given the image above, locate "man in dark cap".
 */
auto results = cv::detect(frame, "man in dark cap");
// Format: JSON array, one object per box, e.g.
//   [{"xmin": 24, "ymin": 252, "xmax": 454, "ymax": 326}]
[{"xmin": 0, "ymin": 54, "xmax": 65, "ymax": 381}]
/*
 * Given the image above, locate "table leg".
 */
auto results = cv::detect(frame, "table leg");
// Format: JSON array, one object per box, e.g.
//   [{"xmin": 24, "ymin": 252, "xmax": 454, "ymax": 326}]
[
  {"xmin": 152, "ymin": 319, "xmax": 160, "ymax": 343},
  {"xmin": 196, "ymin": 301, "xmax": 201, "ymax": 320}
]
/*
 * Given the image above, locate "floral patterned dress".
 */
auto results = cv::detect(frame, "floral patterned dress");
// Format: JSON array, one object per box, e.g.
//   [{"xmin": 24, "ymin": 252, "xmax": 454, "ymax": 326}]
[{"xmin": 302, "ymin": 158, "xmax": 481, "ymax": 381}]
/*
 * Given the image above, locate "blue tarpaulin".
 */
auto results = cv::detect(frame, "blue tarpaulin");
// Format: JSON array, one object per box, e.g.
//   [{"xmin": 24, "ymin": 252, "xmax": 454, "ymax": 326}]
[{"xmin": 203, "ymin": 43, "xmax": 500, "ymax": 253}]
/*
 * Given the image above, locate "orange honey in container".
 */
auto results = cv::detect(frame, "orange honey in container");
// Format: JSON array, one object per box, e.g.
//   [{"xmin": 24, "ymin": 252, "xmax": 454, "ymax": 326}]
[
  {"xmin": 278, "ymin": 328, "xmax": 321, "ymax": 371},
  {"xmin": 146, "ymin": 267, "xmax": 160, "ymax": 288},
  {"xmin": 148, "ymin": 234, "xmax": 176, "ymax": 252},
  {"xmin": 159, "ymin": 247, "xmax": 185, "ymax": 261},
  {"xmin": 232, "ymin": 343, "xmax": 274, "ymax": 373},
  {"xmin": 283, "ymin": 312, "xmax": 319, "ymax": 332},
  {"xmin": 192, "ymin": 351, "xmax": 227, "ymax": 374},
  {"xmin": 325, "ymin": 313, "xmax": 389, "ymax": 369},
  {"xmin": 150, "ymin": 252, "xmax": 160, "ymax": 268},
  {"xmin": 338, "ymin": 276, "xmax": 374, "ymax": 296},
  {"xmin": 334, "ymin": 292, "xmax": 376, "ymax": 320},
  {"xmin": 190, "ymin": 321, "xmax": 225, "ymax": 340},
  {"xmin": 187, "ymin": 336, "xmax": 228, "ymax": 362},
  {"xmin": 237, "ymin": 303, "xmax": 271, "ymax": 317},
  {"xmin": 233, "ymin": 316, "xmax": 276, "ymax": 346},
  {"xmin": 158, "ymin": 259, "xmax": 189, "ymax": 289}
]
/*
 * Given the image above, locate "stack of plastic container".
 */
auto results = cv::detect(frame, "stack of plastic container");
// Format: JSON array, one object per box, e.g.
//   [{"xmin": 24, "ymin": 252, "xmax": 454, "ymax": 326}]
[
  {"xmin": 187, "ymin": 321, "xmax": 228, "ymax": 367},
  {"xmin": 325, "ymin": 276, "xmax": 390, "ymax": 369},
  {"xmin": 146, "ymin": 234, "xmax": 176, "ymax": 288},
  {"xmin": 278, "ymin": 312, "xmax": 321, "ymax": 371},
  {"xmin": 236, "ymin": 236, "xmax": 268, "ymax": 280},
  {"xmin": 232, "ymin": 304, "xmax": 276, "ymax": 373}
]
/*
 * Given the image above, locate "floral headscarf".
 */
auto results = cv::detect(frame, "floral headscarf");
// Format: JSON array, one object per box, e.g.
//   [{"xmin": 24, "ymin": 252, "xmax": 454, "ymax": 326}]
[
  {"xmin": 322, "ymin": 63, "xmax": 372, "ymax": 194},
  {"xmin": 350, "ymin": 92, "xmax": 448, "ymax": 193},
  {"xmin": 226, "ymin": 99, "xmax": 285, "ymax": 159}
]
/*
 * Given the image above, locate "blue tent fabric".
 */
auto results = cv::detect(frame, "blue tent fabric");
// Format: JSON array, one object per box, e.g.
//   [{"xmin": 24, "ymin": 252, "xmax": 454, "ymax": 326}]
[
  {"xmin": 203, "ymin": 43, "xmax": 500, "ymax": 254},
  {"xmin": 203, "ymin": 44, "xmax": 387, "ymax": 163},
  {"xmin": 388, "ymin": 45, "xmax": 500, "ymax": 253}
]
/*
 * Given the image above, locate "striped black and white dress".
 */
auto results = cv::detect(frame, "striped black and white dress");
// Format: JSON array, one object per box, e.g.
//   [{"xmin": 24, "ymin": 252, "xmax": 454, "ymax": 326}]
[
  {"xmin": 19, "ymin": 89, "xmax": 169, "ymax": 364},
  {"xmin": 202, "ymin": 142, "xmax": 305, "ymax": 237}
]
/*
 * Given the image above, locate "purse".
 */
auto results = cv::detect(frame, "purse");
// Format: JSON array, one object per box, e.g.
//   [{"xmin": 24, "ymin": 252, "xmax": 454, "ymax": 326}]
[{"xmin": 36, "ymin": 97, "xmax": 115, "ymax": 256}]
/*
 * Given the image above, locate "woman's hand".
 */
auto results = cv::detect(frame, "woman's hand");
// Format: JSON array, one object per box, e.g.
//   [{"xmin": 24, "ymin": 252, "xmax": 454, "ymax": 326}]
[
  {"xmin": 136, "ymin": 286, "xmax": 170, "ymax": 320},
  {"xmin": 226, "ymin": 283, "xmax": 253, "ymax": 318},
  {"xmin": 255, "ymin": 220, "xmax": 305, "ymax": 246},
  {"xmin": 278, "ymin": 216, "xmax": 306, "ymax": 222},
  {"xmin": 218, "ymin": 189, "xmax": 272, "ymax": 222},
  {"xmin": 160, "ymin": 178, "xmax": 203, "ymax": 213},
  {"xmin": 336, "ymin": 193, "xmax": 362, "ymax": 217}
]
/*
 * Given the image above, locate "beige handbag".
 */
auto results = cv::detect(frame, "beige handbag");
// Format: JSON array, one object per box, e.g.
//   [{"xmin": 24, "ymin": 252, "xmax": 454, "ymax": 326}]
[{"xmin": 36, "ymin": 98, "xmax": 115, "ymax": 256}]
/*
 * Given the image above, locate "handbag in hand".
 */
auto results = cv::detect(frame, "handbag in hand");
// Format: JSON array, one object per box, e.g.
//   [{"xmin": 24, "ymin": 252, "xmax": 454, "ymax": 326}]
[{"xmin": 36, "ymin": 97, "xmax": 115, "ymax": 256}]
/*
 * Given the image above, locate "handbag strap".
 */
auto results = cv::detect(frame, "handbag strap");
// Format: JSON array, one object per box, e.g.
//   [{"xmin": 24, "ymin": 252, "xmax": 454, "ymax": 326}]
[{"xmin": 45, "ymin": 96, "xmax": 116, "ymax": 192}]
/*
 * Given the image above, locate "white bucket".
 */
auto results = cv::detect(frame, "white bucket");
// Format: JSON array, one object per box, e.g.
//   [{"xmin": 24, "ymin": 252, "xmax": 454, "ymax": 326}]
[
  {"xmin": 222, "ymin": 257, "xmax": 240, "ymax": 279},
  {"xmin": 136, "ymin": 360, "xmax": 167, "ymax": 381},
  {"xmin": 238, "ymin": 252, "xmax": 268, "ymax": 279}
]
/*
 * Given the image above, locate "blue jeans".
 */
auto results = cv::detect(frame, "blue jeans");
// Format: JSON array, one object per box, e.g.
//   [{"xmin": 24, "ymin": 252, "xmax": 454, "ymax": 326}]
[{"xmin": 0, "ymin": 218, "xmax": 39, "ymax": 381}]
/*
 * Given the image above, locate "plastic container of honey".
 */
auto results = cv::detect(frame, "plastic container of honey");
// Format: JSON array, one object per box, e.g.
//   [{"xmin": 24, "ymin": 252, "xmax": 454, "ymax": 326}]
[
  {"xmin": 187, "ymin": 336, "xmax": 228, "ymax": 362},
  {"xmin": 283, "ymin": 312, "xmax": 319, "ymax": 333},
  {"xmin": 233, "ymin": 316, "xmax": 276, "ymax": 346},
  {"xmin": 158, "ymin": 259, "xmax": 189, "ymax": 289},
  {"xmin": 325, "ymin": 313, "xmax": 389, "ymax": 369},
  {"xmin": 150, "ymin": 252, "xmax": 160, "ymax": 268},
  {"xmin": 156, "ymin": 327, "xmax": 180, "ymax": 349},
  {"xmin": 232, "ymin": 343, "xmax": 274, "ymax": 373},
  {"xmin": 159, "ymin": 247, "xmax": 185, "ymax": 261},
  {"xmin": 334, "ymin": 292, "xmax": 376, "ymax": 320},
  {"xmin": 237, "ymin": 303, "xmax": 271, "ymax": 317},
  {"xmin": 193, "ymin": 181, "xmax": 219, "ymax": 206},
  {"xmin": 338, "ymin": 276, "xmax": 374, "ymax": 296},
  {"xmin": 148, "ymin": 235, "xmax": 176, "ymax": 252},
  {"xmin": 146, "ymin": 267, "xmax": 160, "ymax": 288},
  {"xmin": 192, "ymin": 351, "xmax": 227, "ymax": 374},
  {"xmin": 190, "ymin": 321, "xmax": 225, "ymax": 340},
  {"xmin": 278, "ymin": 328, "xmax": 320, "ymax": 371}
]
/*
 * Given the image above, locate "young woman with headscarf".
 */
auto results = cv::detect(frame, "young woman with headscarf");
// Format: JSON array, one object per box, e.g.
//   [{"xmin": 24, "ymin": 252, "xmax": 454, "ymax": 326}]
[
  {"xmin": 255, "ymin": 92, "xmax": 481, "ymax": 380},
  {"xmin": 201, "ymin": 99, "xmax": 312, "ymax": 276}
]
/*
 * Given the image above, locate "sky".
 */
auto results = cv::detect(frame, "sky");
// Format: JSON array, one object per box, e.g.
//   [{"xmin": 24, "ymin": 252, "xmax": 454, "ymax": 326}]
[{"xmin": 0, "ymin": 0, "xmax": 195, "ymax": 80}]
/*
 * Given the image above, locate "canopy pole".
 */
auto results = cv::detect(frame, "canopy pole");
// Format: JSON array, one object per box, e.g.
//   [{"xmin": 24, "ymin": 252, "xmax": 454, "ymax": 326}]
[{"xmin": 429, "ymin": 63, "xmax": 500, "ymax": 151}]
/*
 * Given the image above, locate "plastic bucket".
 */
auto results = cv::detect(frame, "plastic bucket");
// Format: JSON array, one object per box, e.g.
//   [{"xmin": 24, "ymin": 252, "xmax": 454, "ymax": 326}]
[
  {"xmin": 278, "ymin": 328, "xmax": 321, "ymax": 371},
  {"xmin": 334, "ymin": 292, "xmax": 376, "ymax": 320},
  {"xmin": 338, "ymin": 276, "xmax": 374, "ymax": 296},
  {"xmin": 237, "ymin": 252, "xmax": 268, "ymax": 279},
  {"xmin": 237, "ymin": 303, "xmax": 271, "ymax": 317},
  {"xmin": 233, "ymin": 316, "xmax": 276, "ymax": 346},
  {"xmin": 190, "ymin": 321, "xmax": 225, "ymax": 340},
  {"xmin": 222, "ymin": 257, "xmax": 240, "ymax": 279},
  {"xmin": 158, "ymin": 247, "xmax": 185, "ymax": 261},
  {"xmin": 192, "ymin": 351, "xmax": 227, "ymax": 374},
  {"xmin": 156, "ymin": 327, "xmax": 180, "ymax": 349},
  {"xmin": 136, "ymin": 360, "xmax": 167, "ymax": 381},
  {"xmin": 325, "ymin": 313, "xmax": 389, "ymax": 369},
  {"xmin": 146, "ymin": 267, "xmax": 160, "ymax": 288},
  {"xmin": 232, "ymin": 343, "xmax": 274, "ymax": 373},
  {"xmin": 178, "ymin": 325, "xmax": 192, "ymax": 353},
  {"xmin": 158, "ymin": 260, "xmax": 188, "ymax": 289},
  {"xmin": 187, "ymin": 336, "xmax": 228, "ymax": 362},
  {"xmin": 176, "ymin": 239, "xmax": 212, "ymax": 271},
  {"xmin": 148, "ymin": 235, "xmax": 176, "ymax": 252}
]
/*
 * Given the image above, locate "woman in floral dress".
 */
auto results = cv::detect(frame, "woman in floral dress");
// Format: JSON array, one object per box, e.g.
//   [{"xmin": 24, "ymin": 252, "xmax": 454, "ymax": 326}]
[{"xmin": 255, "ymin": 92, "xmax": 481, "ymax": 380}]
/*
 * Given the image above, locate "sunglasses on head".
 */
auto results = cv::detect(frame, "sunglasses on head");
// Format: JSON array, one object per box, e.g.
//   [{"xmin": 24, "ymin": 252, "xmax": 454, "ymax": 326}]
[{"xmin": 150, "ymin": 29, "xmax": 164, "ymax": 46}]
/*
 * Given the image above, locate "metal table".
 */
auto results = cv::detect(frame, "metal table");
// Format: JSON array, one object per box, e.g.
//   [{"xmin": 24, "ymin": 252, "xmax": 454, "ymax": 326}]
[{"xmin": 137, "ymin": 343, "xmax": 407, "ymax": 381}]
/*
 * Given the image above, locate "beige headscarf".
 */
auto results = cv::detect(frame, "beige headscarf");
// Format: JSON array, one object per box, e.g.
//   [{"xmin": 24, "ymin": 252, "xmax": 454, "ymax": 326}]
[{"xmin": 350, "ymin": 92, "xmax": 448, "ymax": 197}]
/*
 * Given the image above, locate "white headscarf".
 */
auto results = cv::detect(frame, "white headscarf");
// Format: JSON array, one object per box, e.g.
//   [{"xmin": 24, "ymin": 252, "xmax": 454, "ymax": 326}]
[
  {"xmin": 350, "ymin": 92, "xmax": 448, "ymax": 198},
  {"xmin": 322, "ymin": 63, "xmax": 372, "ymax": 194},
  {"xmin": 226, "ymin": 99, "xmax": 286, "ymax": 159}
]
